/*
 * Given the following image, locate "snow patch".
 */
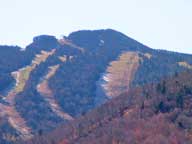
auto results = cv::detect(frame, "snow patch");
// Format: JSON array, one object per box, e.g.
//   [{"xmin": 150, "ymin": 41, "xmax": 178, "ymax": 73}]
[{"xmin": 99, "ymin": 40, "xmax": 105, "ymax": 46}]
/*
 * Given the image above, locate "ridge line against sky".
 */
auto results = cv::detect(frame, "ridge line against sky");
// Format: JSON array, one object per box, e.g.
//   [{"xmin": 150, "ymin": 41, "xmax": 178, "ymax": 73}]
[{"xmin": 0, "ymin": 0, "xmax": 192, "ymax": 54}]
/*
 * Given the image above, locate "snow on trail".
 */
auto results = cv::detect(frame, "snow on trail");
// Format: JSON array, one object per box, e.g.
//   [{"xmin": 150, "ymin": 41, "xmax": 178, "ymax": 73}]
[
  {"xmin": 37, "ymin": 65, "xmax": 74, "ymax": 121},
  {"xmin": 100, "ymin": 52, "xmax": 140, "ymax": 98},
  {"xmin": 0, "ymin": 49, "xmax": 55, "ymax": 140}
]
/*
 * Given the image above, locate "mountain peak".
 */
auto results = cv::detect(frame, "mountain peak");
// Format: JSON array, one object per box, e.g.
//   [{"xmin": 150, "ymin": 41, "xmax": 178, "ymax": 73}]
[
  {"xmin": 33, "ymin": 35, "xmax": 56, "ymax": 42},
  {"xmin": 67, "ymin": 29, "xmax": 127, "ymax": 39},
  {"xmin": 30, "ymin": 35, "xmax": 58, "ymax": 51}
]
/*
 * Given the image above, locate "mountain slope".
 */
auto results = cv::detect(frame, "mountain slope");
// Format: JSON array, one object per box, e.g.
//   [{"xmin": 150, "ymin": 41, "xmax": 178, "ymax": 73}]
[
  {"xmin": 24, "ymin": 71, "xmax": 192, "ymax": 144},
  {"xmin": 0, "ymin": 29, "xmax": 192, "ymax": 143}
]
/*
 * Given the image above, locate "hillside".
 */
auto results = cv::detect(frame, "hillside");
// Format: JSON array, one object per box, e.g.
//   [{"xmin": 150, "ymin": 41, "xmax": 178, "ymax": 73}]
[
  {"xmin": 24, "ymin": 71, "xmax": 192, "ymax": 144},
  {"xmin": 0, "ymin": 29, "xmax": 192, "ymax": 143}
]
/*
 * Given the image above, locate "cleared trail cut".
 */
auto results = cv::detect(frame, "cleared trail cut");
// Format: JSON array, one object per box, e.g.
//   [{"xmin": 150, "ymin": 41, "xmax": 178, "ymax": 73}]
[
  {"xmin": 0, "ymin": 50, "xmax": 55, "ymax": 141},
  {"xmin": 101, "ymin": 52, "xmax": 140, "ymax": 98},
  {"xmin": 58, "ymin": 38, "xmax": 85, "ymax": 52},
  {"xmin": 37, "ymin": 65, "xmax": 74, "ymax": 121}
]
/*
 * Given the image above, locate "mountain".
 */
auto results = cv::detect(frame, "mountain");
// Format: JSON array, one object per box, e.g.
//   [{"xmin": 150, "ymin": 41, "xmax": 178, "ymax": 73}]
[{"xmin": 0, "ymin": 29, "xmax": 192, "ymax": 143}]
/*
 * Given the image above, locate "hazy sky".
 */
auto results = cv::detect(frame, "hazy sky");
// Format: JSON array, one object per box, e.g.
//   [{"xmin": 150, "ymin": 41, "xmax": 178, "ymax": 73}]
[{"xmin": 0, "ymin": 0, "xmax": 192, "ymax": 54}]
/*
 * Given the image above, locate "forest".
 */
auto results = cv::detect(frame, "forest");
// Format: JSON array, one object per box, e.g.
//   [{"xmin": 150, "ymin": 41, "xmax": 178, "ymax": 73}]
[{"xmin": 24, "ymin": 71, "xmax": 192, "ymax": 144}]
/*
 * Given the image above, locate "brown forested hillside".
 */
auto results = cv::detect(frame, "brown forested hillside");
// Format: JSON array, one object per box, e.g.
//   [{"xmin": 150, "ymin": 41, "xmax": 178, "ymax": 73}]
[{"xmin": 24, "ymin": 71, "xmax": 192, "ymax": 144}]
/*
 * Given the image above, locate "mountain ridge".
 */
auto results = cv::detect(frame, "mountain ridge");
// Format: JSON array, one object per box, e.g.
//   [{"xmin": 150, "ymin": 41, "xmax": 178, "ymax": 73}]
[{"xmin": 3, "ymin": 29, "xmax": 191, "ymax": 55}]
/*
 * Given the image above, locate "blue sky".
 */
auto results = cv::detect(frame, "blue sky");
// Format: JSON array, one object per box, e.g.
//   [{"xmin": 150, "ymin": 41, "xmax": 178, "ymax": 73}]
[{"xmin": 0, "ymin": 0, "xmax": 192, "ymax": 54}]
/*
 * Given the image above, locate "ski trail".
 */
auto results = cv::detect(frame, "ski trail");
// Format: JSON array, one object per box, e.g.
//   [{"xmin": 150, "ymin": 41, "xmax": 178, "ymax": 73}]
[
  {"xmin": 0, "ymin": 49, "xmax": 55, "ymax": 140},
  {"xmin": 37, "ymin": 65, "xmax": 74, "ymax": 121},
  {"xmin": 58, "ymin": 38, "xmax": 85, "ymax": 52},
  {"xmin": 101, "ymin": 52, "xmax": 140, "ymax": 98}
]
